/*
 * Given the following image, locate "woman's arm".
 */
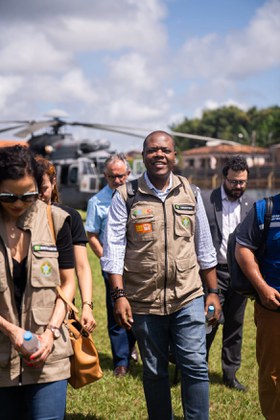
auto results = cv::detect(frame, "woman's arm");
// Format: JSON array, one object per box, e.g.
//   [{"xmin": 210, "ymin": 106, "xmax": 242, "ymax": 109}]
[{"xmin": 74, "ymin": 244, "xmax": 96, "ymax": 331}]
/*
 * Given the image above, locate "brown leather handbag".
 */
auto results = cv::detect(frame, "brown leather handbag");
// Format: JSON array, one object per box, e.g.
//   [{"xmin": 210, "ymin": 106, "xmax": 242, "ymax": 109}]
[
  {"xmin": 56, "ymin": 286, "xmax": 103, "ymax": 389},
  {"xmin": 47, "ymin": 206, "xmax": 103, "ymax": 389},
  {"xmin": 67, "ymin": 312, "xmax": 103, "ymax": 389}
]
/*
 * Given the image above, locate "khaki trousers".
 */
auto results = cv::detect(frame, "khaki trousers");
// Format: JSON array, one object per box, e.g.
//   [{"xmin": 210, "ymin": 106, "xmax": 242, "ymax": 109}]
[{"xmin": 254, "ymin": 302, "xmax": 280, "ymax": 420}]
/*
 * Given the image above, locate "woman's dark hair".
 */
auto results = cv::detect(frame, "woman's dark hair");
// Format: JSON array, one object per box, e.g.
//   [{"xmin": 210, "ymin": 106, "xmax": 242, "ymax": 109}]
[
  {"xmin": 35, "ymin": 155, "xmax": 60, "ymax": 203},
  {"xmin": 0, "ymin": 145, "xmax": 44, "ymax": 189},
  {"xmin": 222, "ymin": 155, "xmax": 250, "ymax": 177}
]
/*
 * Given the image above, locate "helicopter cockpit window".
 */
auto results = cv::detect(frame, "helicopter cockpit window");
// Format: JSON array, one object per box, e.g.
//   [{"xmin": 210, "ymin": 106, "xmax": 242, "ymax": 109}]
[
  {"xmin": 83, "ymin": 161, "xmax": 96, "ymax": 175},
  {"xmin": 69, "ymin": 167, "xmax": 78, "ymax": 184},
  {"xmin": 60, "ymin": 166, "xmax": 69, "ymax": 185}
]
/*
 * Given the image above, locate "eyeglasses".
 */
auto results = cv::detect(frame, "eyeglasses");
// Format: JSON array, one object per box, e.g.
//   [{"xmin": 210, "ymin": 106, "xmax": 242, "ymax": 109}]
[
  {"xmin": 226, "ymin": 178, "xmax": 248, "ymax": 187},
  {"xmin": 106, "ymin": 174, "xmax": 126, "ymax": 180},
  {"xmin": 0, "ymin": 192, "xmax": 39, "ymax": 203}
]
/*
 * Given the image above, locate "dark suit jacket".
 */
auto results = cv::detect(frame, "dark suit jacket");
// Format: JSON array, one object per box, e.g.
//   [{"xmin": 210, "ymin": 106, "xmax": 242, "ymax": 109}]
[{"xmin": 201, "ymin": 187, "xmax": 255, "ymax": 256}]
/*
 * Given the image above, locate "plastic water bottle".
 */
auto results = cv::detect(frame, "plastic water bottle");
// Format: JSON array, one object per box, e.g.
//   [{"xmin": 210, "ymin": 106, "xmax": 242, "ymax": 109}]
[
  {"xmin": 22, "ymin": 331, "xmax": 40, "ymax": 354},
  {"xmin": 205, "ymin": 305, "xmax": 215, "ymax": 334}
]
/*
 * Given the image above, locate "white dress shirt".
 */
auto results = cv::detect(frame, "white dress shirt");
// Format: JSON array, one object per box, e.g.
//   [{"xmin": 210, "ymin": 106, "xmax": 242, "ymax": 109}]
[{"xmin": 217, "ymin": 185, "xmax": 241, "ymax": 264}]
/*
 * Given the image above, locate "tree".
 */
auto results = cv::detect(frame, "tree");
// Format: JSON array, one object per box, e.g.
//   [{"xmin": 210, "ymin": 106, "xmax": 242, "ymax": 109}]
[{"xmin": 171, "ymin": 105, "xmax": 280, "ymax": 150}]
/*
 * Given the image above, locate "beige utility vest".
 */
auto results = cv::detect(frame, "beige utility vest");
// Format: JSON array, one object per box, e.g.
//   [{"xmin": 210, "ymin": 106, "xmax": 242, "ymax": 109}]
[
  {"xmin": 119, "ymin": 174, "xmax": 204, "ymax": 315},
  {"xmin": 0, "ymin": 200, "xmax": 73, "ymax": 387}
]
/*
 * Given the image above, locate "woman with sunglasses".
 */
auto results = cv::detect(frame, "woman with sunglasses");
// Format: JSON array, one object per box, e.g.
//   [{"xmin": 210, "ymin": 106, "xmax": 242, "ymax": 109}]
[
  {"xmin": 0, "ymin": 145, "xmax": 76, "ymax": 420},
  {"xmin": 35, "ymin": 155, "xmax": 96, "ymax": 333}
]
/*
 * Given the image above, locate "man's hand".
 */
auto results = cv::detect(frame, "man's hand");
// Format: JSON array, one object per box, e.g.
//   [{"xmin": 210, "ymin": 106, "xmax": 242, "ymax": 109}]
[
  {"xmin": 114, "ymin": 297, "xmax": 134, "ymax": 330},
  {"xmin": 205, "ymin": 293, "xmax": 221, "ymax": 325},
  {"xmin": 258, "ymin": 283, "xmax": 280, "ymax": 311}
]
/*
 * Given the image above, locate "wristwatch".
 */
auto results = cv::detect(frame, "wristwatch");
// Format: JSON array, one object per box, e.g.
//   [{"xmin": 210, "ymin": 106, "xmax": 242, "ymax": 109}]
[
  {"xmin": 207, "ymin": 288, "xmax": 221, "ymax": 295},
  {"xmin": 47, "ymin": 324, "xmax": 61, "ymax": 339}
]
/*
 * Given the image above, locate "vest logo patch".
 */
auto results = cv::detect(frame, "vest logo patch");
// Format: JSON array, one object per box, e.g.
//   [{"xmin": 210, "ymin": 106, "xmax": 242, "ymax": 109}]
[
  {"xmin": 181, "ymin": 216, "xmax": 190, "ymax": 228},
  {"xmin": 132, "ymin": 208, "xmax": 153, "ymax": 217},
  {"xmin": 41, "ymin": 261, "xmax": 52, "ymax": 277},
  {"xmin": 175, "ymin": 204, "xmax": 195, "ymax": 211},
  {"xmin": 135, "ymin": 222, "xmax": 153, "ymax": 234},
  {"xmin": 33, "ymin": 245, "xmax": 57, "ymax": 252}
]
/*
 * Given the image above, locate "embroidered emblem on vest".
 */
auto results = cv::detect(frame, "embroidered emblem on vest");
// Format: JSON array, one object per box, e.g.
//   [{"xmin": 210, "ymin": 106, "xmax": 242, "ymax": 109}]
[
  {"xmin": 135, "ymin": 222, "xmax": 153, "ymax": 234},
  {"xmin": 132, "ymin": 208, "xmax": 153, "ymax": 217},
  {"xmin": 181, "ymin": 216, "xmax": 190, "ymax": 228},
  {"xmin": 41, "ymin": 261, "xmax": 52, "ymax": 276}
]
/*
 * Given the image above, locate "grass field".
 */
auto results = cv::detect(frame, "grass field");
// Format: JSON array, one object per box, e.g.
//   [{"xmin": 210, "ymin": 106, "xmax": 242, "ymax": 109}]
[{"xmin": 65, "ymin": 232, "xmax": 263, "ymax": 419}]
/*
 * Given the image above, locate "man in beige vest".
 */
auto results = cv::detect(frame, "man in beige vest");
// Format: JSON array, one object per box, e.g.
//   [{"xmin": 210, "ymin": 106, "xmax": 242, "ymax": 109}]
[{"xmin": 101, "ymin": 131, "xmax": 221, "ymax": 420}]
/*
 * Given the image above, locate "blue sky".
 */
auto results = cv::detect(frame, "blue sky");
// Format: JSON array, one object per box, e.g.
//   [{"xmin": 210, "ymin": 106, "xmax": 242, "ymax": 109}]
[{"xmin": 0, "ymin": 0, "xmax": 279, "ymax": 151}]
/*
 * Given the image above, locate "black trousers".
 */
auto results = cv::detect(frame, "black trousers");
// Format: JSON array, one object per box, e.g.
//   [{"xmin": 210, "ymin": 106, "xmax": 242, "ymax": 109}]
[{"xmin": 206, "ymin": 266, "xmax": 247, "ymax": 379}]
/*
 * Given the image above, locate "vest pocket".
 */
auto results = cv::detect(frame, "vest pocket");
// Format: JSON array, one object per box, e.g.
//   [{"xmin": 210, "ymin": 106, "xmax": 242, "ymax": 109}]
[
  {"xmin": 31, "ymin": 306, "xmax": 54, "ymax": 331},
  {"xmin": 31, "ymin": 247, "xmax": 60, "ymax": 288},
  {"xmin": 30, "ymin": 307, "xmax": 73, "ymax": 361},
  {"xmin": 173, "ymin": 205, "xmax": 195, "ymax": 238},
  {"xmin": 124, "ymin": 259, "xmax": 158, "ymax": 301},
  {"xmin": 130, "ymin": 215, "xmax": 156, "ymax": 242},
  {"xmin": 174, "ymin": 257, "xmax": 198, "ymax": 298}
]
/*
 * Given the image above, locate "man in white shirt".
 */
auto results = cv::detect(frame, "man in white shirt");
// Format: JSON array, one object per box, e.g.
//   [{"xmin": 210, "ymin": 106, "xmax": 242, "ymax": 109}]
[{"xmin": 202, "ymin": 155, "xmax": 254, "ymax": 391}]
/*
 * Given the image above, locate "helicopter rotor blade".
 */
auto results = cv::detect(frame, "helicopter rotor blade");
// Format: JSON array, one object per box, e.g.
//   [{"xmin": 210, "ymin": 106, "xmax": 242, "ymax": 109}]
[
  {"xmin": 0, "ymin": 116, "xmax": 240, "ymax": 146},
  {"xmin": 69, "ymin": 122, "xmax": 239, "ymax": 145},
  {"xmin": 14, "ymin": 121, "xmax": 60, "ymax": 138},
  {"xmin": 0, "ymin": 124, "xmax": 27, "ymax": 134},
  {"xmin": 70, "ymin": 122, "xmax": 145, "ymax": 138}
]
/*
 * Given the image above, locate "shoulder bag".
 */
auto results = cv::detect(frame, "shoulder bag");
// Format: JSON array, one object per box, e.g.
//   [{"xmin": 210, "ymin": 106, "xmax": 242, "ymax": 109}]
[{"xmin": 47, "ymin": 205, "xmax": 103, "ymax": 388}]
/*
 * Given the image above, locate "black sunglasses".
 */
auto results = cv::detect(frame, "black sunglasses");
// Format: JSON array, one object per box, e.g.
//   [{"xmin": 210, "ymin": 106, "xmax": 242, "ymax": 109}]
[{"xmin": 0, "ymin": 192, "xmax": 39, "ymax": 203}]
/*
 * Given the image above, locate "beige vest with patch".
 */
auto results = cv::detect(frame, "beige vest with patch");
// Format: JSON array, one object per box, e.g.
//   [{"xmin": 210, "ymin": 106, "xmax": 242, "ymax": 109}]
[
  {"xmin": 0, "ymin": 200, "xmax": 73, "ymax": 387},
  {"xmin": 119, "ymin": 174, "xmax": 203, "ymax": 315}
]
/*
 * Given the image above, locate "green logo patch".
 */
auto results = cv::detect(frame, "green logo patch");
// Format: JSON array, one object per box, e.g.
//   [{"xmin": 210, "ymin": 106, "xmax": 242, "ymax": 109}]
[
  {"xmin": 181, "ymin": 216, "xmax": 190, "ymax": 228},
  {"xmin": 41, "ymin": 261, "xmax": 52, "ymax": 277}
]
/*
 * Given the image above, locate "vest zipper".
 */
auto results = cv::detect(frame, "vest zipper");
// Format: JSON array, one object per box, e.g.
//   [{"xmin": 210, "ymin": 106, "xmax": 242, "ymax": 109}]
[
  {"xmin": 163, "ymin": 202, "xmax": 168, "ymax": 314},
  {"xmin": 19, "ymin": 357, "xmax": 23, "ymax": 386}
]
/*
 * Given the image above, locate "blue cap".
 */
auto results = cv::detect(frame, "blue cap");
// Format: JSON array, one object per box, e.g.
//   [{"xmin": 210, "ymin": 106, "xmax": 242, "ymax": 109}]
[
  {"xmin": 208, "ymin": 305, "xmax": 215, "ymax": 313},
  {"xmin": 23, "ymin": 331, "xmax": 32, "ymax": 341}
]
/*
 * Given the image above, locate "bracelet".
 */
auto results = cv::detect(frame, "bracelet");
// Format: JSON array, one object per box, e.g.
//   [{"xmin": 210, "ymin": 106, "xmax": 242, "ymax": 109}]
[
  {"xmin": 82, "ymin": 301, "xmax": 94, "ymax": 310},
  {"xmin": 110, "ymin": 287, "xmax": 127, "ymax": 302}
]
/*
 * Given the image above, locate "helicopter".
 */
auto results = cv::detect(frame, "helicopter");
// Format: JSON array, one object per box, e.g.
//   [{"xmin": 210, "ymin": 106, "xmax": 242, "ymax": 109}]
[{"xmin": 0, "ymin": 110, "xmax": 239, "ymax": 209}]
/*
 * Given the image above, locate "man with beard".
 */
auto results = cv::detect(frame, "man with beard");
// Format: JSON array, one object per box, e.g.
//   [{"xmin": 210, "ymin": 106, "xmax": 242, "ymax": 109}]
[{"xmin": 202, "ymin": 155, "xmax": 254, "ymax": 391}]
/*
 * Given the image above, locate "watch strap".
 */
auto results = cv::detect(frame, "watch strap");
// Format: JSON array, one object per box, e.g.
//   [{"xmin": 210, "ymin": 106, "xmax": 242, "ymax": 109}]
[{"xmin": 207, "ymin": 288, "xmax": 221, "ymax": 295}]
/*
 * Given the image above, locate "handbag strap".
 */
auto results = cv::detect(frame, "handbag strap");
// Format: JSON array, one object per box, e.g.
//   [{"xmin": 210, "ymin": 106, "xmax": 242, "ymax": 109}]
[
  {"xmin": 46, "ymin": 204, "xmax": 56, "ymax": 242},
  {"xmin": 46, "ymin": 205, "xmax": 79, "ymax": 314}
]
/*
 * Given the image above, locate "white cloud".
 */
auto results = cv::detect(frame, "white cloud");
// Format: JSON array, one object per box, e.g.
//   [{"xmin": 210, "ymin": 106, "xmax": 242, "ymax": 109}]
[
  {"xmin": 0, "ymin": 75, "xmax": 22, "ymax": 110},
  {"xmin": 108, "ymin": 53, "xmax": 158, "ymax": 91},
  {"xmin": 0, "ymin": 0, "xmax": 278, "ymax": 149},
  {"xmin": 0, "ymin": 29, "xmax": 72, "ymax": 73},
  {"xmin": 178, "ymin": 0, "xmax": 280, "ymax": 79}
]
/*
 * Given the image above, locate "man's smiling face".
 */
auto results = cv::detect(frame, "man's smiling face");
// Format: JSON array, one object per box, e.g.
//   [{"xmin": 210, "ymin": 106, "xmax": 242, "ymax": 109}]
[{"xmin": 142, "ymin": 132, "xmax": 176, "ymax": 182}]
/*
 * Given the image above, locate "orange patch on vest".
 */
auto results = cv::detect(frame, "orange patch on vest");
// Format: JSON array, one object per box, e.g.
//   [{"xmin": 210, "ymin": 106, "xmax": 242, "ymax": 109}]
[{"xmin": 134, "ymin": 222, "xmax": 153, "ymax": 234}]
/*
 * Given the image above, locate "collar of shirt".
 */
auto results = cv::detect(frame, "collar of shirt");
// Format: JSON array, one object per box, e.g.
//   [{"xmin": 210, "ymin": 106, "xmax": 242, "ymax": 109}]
[{"xmin": 144, "ymin": 171, "xmax": 173, "ymax": 202}]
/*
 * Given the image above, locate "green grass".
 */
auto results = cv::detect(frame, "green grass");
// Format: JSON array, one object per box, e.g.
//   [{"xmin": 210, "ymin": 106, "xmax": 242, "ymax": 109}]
[{"xmin": 66, "ymin": 219, "xmax": 262, "ymax": 419}]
